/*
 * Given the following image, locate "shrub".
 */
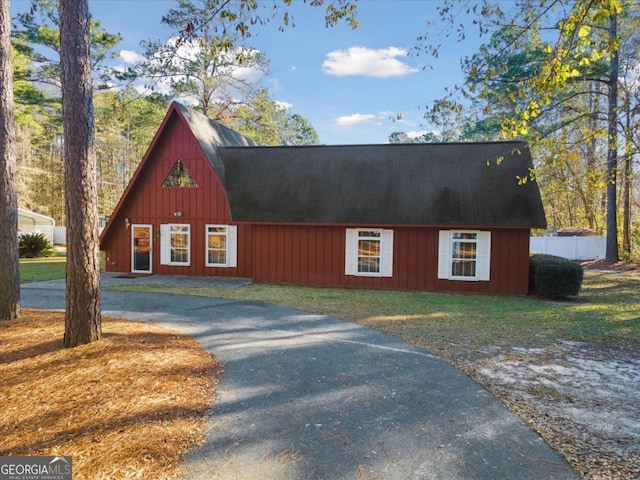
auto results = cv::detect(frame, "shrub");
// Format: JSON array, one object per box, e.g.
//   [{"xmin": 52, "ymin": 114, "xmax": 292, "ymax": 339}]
[
  {"xmin": 19, "ymin": 232, "xmax": 55, "ymax": 258},
  {"xmin": 529, "ymin": 253, "xmax": 584, "ymax": 298}
]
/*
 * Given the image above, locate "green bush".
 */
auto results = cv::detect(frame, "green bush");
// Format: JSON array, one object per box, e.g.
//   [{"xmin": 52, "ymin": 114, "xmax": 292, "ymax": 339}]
[
  {"xmin": 19, "ymin": 232, "xmax": 55, "ymax": 258},
  {"xmin": 529, "ymin": 253, "xmax": 584, "ymax": 298}
]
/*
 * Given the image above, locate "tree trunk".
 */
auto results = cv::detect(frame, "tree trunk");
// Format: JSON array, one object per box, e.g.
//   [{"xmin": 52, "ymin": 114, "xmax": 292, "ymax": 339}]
[
  {"xmin": 605, "ymin": 12, "xmax": 619, "ymax": 261},
  {"xmin": 60, "ymin": 0, "xmax": 101, "ymax": 346},
  {"xmin": 0, "ymin": 0, "xmax": 20, "ymax": 321},
  {"xmin": 621, "ymin": 82, "xmax": 635, "ymax": 258},
  {"xmin": 621, "ymin": 143, "xmax": 631, "ymax": 257},
  {"xmin": 585, "ymin": 82, "xmax": 599, "ymax": 231}
]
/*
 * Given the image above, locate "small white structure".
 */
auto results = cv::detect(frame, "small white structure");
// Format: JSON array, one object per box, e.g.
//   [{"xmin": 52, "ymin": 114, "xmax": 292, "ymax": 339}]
[{"xmin": 18, "ymin": 208, "xmax": 55, "ymax": 244}]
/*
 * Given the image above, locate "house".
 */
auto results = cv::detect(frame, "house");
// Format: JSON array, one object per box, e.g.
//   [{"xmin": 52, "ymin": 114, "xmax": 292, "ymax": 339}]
[{"xmin": 99, "ymin": 102, "xmax": 547, "ymax": 294}]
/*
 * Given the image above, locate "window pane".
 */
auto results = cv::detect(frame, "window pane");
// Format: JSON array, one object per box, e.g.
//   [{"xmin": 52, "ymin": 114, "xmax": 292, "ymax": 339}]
[
  {"xmin": 358, "ymin": 257, "xmax": 380, "ymax": 273},
  {"xmin": 208, "ymin": 251, "xmax": 226, "ymax": 265},
  {"xmin": 208, "ymin": 235, "xmax": 226, "ymax": 249},
  {"xmin": 358, "ymin": 239, "xmax": 380, "ymax": 256},
  {"xmin": 452, "ymin": 232, "xmax": 477, "ymax": 240},
  {"xmin": 162, "ymin": 159, "xmax": 197, "ymax": 188},
  {"xmin": 452, "ymin": 260, "xmax": 476, "ymax": 277},
  {"xmin": 453, "ymin": 242, "xmax": 476, "ymax": 259},
  {"xmin": 359, "ymin": 231, "xmax": 381, "ymax": 238},
  {"xmin": 171, "ymin": 248, "xmax": 187, "ymax": 263},
  {"xmin": 208, "ymin": 226, "xmax": 227, "ymax": 233},
  {"xmin": 171, "ymin": 233, "xmax": 188, "ymax": 248}
]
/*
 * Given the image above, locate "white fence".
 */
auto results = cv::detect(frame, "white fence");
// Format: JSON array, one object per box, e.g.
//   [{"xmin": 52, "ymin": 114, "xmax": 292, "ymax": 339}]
[
  {"xmin": 530, "ymin": 236, "xmax": 606, "ymax": 260},
  {"xmin": 53, "ymin": 226, "xmax": 66, "ymax": 245}
]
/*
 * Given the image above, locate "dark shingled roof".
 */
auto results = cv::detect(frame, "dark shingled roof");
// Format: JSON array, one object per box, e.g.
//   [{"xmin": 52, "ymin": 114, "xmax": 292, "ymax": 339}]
[
  {"xmin": 174, "ymin": 102, "xmax": 259, "ymax": 181},
  {"xmin": 174, "ymin": 103, "xmax": 545, "ymax": 228},
  {"xmin": 217, "ymin": 143, "xmax": 547, "ymax": 227}
]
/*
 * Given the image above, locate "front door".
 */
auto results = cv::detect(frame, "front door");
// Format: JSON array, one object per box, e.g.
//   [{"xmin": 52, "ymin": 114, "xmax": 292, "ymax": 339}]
[{"xmin": 132, "ymin": 224, "xmax": 152, "ymax": 273}]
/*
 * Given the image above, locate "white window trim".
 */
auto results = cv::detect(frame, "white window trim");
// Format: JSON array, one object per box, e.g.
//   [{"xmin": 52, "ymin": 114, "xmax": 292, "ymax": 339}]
[
  {"xmin": 160, "ymin": 223, "xmax": 191, "ymax": 266},
  {"xmin": 345, "ymin": 228, "xmax": 393, "ymax": 277},
  {"xmin": 205, "ymin": 224, "xmax": 237, "ymax": 268},
  {"xmin": 438, "ymin": 230, "xmax": 491, "ymax": 281}
]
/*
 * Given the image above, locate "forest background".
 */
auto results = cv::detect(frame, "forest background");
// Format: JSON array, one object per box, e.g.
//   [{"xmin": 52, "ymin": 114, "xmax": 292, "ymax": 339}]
[{"xmin": 9, "ymin": 0, "xmax": 640, "ymax": 260}]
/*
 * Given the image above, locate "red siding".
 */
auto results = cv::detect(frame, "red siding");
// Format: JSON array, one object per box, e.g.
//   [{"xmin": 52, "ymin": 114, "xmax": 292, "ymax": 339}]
[
  {"xmin": 250, "ymin": 225, "xmax": 532, "ymax": 294},
  {"xmin": 101, "ymin": 109, "xmax": 533, "ymax": 294},
  {"xmin": 101, "ymin": 114, "xmax": 252, "ymax": 279}
]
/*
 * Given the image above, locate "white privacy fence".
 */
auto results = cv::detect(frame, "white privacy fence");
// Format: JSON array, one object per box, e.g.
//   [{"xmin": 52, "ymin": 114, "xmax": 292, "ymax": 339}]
[{"xmin": 530, "ymin": 236, "xmax": 606, "ymax": 260}]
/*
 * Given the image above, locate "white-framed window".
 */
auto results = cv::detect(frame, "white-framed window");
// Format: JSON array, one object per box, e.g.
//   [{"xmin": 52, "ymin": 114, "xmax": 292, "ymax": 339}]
[
  {"xmin": 160, "ymin": 224, "xmax": 191, "ymax": 266},
  {"xmin": 206, "ymin": 225, "xmax": 237, "ymax": 267},
  {"xmin": 345, "ymin": 228, "xmax": 393, "ymax": 277},
  {"xmin": 438, "ymin": 230, "xmax": 491, "ymax": 281}
]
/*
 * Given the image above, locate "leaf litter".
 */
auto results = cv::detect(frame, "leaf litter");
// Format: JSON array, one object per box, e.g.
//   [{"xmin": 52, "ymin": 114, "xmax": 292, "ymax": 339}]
[{"xmin": 0, "ymin": 309, "xmax": 221, "ymax": 480}]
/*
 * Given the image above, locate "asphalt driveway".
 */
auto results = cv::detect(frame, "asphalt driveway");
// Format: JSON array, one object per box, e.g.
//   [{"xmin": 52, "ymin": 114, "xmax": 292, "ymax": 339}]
[{"xmin": 21, "ymin": 275, "xmax": 580, "ymax": 480}]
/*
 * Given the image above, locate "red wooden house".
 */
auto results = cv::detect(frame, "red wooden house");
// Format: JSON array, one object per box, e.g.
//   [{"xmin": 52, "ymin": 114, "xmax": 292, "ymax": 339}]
[{"xmin": 100, "ymin": 102, "xmax": 547, "ymax": 294}]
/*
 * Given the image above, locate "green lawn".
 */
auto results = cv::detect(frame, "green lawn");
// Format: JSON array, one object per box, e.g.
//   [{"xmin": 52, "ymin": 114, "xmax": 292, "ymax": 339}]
[
  {"xmin": 106, "ymin": 269, "xmax": 640, "ymax": 356},
  {"xmin": 19, "ymin": 257, "xmax": 66, "ymax": 283},
  {"xmin": 21, "ymin": 254, "xmax": 638, "ymax": 354}
]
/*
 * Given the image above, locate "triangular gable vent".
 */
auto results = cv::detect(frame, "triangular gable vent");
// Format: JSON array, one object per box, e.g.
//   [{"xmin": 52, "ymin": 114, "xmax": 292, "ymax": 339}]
[{"xmin": 161, "ymin": 159, "xmax": 197, "ymax": 187}]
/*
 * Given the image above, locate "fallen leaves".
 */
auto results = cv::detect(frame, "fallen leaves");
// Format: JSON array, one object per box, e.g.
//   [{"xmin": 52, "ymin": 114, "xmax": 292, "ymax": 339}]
[{"xmin": 0, "ymin": 309, "xmax": 221, "ymax": 480}]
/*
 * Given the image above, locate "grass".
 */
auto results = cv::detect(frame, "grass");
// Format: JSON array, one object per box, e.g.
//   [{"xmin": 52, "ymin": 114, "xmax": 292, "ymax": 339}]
[
  {"xmin": 22, "ymin": 254, "xmax": 639, "ymax": 358},
  {"xmin": 106, "ymin": 268, "xmax": 640, "ymax": 363},
  {"xmin": 19, "ymin": 256, "xmax": 66, "ymax": 283}
]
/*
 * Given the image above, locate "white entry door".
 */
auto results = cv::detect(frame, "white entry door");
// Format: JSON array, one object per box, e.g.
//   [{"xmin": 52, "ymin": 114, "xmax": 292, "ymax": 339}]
[{"xmin": 132, "ymin": 224, "xmax": 152, "ymax": 273}]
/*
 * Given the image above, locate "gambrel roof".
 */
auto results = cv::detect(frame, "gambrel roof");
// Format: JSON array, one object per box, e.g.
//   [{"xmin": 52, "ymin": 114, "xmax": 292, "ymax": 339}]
[
  {"xmin": 173, "ymin": 102, "xmax": 259, "ymax": 181},
  {"xmin": 217, "ymin": 142, "xmax": 546, "ymax": 227},
  {"xmin": 104, "ymin": 102, "xmax": 546, "ymax": 238}
]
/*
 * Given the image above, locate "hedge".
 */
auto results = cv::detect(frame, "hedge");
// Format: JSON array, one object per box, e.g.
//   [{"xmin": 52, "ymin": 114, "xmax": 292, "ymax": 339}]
[{"xmin": 529, "ymin": 253, "xmax": 584, "ymax": 298}]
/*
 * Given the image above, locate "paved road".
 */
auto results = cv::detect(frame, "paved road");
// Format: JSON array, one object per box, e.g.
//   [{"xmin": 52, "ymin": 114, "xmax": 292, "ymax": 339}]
[{"xmin": 21, "ymin": 275, "xmax": 580, "ymax": 480}]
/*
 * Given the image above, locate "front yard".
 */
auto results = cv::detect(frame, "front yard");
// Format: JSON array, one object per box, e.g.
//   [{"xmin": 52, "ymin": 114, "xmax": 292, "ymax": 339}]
[
  {"xmin": 18, "ymin": 258, "xmax": 640, "ymax": 479},
  {"xmin": 107, "ymin": 265, "xmax": 640, "ymax": 479}
]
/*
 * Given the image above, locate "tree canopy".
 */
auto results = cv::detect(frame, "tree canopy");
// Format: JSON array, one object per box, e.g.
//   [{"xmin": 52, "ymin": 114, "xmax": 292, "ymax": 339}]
[{"xmin": 401, "ymin": 0, "xmax": 639, "ymax": 259}]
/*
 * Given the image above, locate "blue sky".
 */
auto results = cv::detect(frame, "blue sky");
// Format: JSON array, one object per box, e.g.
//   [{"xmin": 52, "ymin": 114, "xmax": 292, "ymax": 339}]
[{"xmin": 14, "ymin": 0, "xmax": 489, "ymax": 145}]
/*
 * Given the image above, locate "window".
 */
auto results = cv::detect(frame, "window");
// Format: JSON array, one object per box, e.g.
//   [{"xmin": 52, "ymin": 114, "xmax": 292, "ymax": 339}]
[
  {"xmin": 357, "ymin": 230, "xmax": 381, "ymax": 273},
  {"xmin": 345, "ymin": 228, "xmax": 393, "ymax": 277},
  {"xmin": 206, "ymin": 225, "xmax": 237, "ymax": 267},
  {"xmin": 451, "ymin": 232, "xmax": 478, "ymax": 277},
  {"xmin": 438, "ymin": 230, "xmax": 491, "ymax": 281},
  {"xmin": 161, "ymin": 159, "xmax": 197, "ymax": 187},
  {"xmin": 160, "ymin": 224, "xmax": 190, "ymax": 266}
]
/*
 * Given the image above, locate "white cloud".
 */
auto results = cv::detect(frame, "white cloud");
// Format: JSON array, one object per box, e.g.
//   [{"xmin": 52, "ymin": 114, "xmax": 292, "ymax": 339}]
[
  {"xmin": 275, "ymin": 100, "xmax": 293, "ymax": 111},
  {"xmin": 143, "ymin": 37, "xmax": 267, "ymax": 103},
  {"xmin": 335, "ymin": 113, "xmax": 376, "ymax": 127},
  {"xmin": 118, "ymin": 49, "xmax": 145, "ymax": 64},
  {"xmin": 323, "ymin": 46, "xmax": 418, "ymax": 78},
  {"xmin": 406, "ymin": 130, "xmax": 433, "ymax": 139}
]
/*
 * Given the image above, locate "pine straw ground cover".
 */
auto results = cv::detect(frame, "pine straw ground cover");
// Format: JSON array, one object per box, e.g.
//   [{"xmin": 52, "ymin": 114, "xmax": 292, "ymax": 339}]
[{"xmin": 0, "ymin": 310, "xmax": 221, "ymax": 480}]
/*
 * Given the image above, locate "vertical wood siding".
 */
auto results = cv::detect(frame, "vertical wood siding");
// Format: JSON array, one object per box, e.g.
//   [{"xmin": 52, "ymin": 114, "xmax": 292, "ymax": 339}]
[
  {"xmin": 101, "ymin": 114, "xmax": 252, "ymax": 278},
  {"xmin": 251, "ymin": 225, "xmax": 532, "ymax": 294},
  {"xmin": 101, "ymin": 110, "xmax": 533, "ymax": 294}
]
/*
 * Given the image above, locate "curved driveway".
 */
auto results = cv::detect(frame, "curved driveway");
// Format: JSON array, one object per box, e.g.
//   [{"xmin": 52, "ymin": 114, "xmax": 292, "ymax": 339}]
[{"xmin": 21, "ymin": 275, "xmax": 579, "ymax": 480}]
